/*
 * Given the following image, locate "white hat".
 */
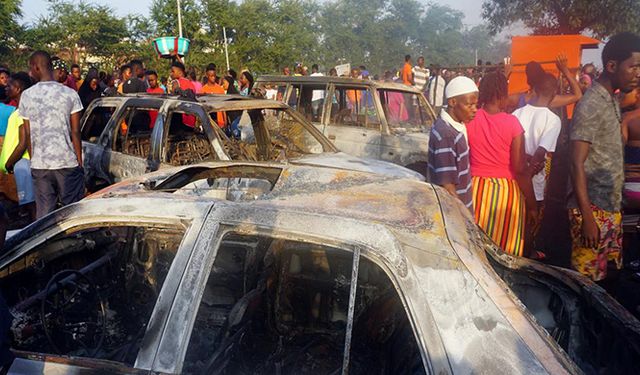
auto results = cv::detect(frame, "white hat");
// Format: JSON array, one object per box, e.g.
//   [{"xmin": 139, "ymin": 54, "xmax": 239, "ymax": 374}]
[{"xmin": 445, "ymin": 76, "xmax": 478, "ymax": 100}]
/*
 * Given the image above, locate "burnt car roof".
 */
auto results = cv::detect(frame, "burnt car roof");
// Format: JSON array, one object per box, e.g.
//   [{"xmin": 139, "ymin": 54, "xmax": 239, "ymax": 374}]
[
  {"xmin": 95, "ymin": 94, "xmax": 290, "ymax": 112},
  {"xmin": 256, "ymin": 75, "xmax": 424, "ymax": 94}
]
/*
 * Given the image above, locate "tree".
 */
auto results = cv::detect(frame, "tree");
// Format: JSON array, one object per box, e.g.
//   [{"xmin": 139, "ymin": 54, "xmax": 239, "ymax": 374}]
[
  {"xmin": 0, "ymin": 0, "xmax": 23, "ymax": 55},
  {"xmin": 150, "ymin": 0, "xmax": 203, "ymax": 39},
  {"xmin": 482, "ymin": 0, "xmax": 640, "ymax": 39},
  {"xmin": 25, "ymin": 0, "xmax": 129, "ymax": 64}
]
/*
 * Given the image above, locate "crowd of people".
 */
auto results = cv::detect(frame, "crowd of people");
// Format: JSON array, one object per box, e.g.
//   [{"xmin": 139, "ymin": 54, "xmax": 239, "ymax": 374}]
[
  {"xmin": 0, "ymin": 53, "xmax": 265, "ymax": 222},
  {"xmin": 427, "ymin": 32, "xmax": 640, "ymax": 285}
]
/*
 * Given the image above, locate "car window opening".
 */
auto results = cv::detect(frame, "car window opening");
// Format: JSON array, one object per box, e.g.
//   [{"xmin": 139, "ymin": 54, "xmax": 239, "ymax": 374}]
[
  {"xmin": 210, "ymin": 109, "xmax": 325, "ymax": 162},
  {"xmin": 331, "ymin": 87, "xmax": 380, "ymax": 130},
  {"xmin": 183, "ymin": 234, "xmax": 425, "ymax": 375},
  {"xmin": 114, "ymin": 107, "xmax": 158, "ymax": 157},
  {"xmin": 81, "ymin": 106, "xmax": 116, "ymax": 143},
  {"xmin": 379, "ymin": 90, "xmax": 433, "ymax": 134},
  {"xmin": 152, "ymin": 165, "xmax": 283, "ymax": 201},
  {"xmin": 165, "ymin": 111, "xmax": 217, "ymax": 166},
  {"xmin": 286, "ymin": 84, "xmax": 328, "ymax": 123},
  {"xmin": 0, "ymin": 225, "xmax": 185, "ymax": 366}
]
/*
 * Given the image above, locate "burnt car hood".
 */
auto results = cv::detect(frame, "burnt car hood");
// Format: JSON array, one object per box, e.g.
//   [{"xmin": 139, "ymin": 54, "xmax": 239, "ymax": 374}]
[{"xmin": 290, "ymin": 152, "xmax": 424, "ymax": 180}]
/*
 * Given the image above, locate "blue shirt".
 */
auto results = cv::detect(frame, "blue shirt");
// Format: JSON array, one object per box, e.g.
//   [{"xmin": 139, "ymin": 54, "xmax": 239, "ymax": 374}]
[
  {"xmin": 428, "ymin": 117, "xmax": 473, "ymax": 210},
  {"xmin": 0, "ymin": 104, "xmax": 16, "ymax": 136}
]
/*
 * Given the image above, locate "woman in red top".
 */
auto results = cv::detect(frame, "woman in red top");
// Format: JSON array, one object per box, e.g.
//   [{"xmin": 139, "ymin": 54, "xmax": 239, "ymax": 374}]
[{"xmin": 466, "ymin": 72, "xmax": 537, "ymax": 257}]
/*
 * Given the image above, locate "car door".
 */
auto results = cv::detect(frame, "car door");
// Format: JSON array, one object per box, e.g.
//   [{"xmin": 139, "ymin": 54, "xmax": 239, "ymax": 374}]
[
  {"xmin": 324, "ymin": 84, "xmax": 382, "ymax": 159},
  {"xmin": 378, "ymin": 89, "xmax": 433, "ymax": 175},
  {"xmin": 104, "ymin": 101, "xmax": 163, "ymax": 183}
]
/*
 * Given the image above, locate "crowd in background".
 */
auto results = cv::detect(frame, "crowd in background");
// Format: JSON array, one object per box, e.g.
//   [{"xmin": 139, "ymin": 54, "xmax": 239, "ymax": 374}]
[{"xmin": 426, "ymin": 32, "xmax": 640, "ymax": 289}]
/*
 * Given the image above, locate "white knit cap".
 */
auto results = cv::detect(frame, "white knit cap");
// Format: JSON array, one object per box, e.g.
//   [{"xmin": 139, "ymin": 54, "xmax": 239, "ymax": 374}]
[{"xmin": 445, "ymin": 76, "xmax": 478, "ymax": 100}]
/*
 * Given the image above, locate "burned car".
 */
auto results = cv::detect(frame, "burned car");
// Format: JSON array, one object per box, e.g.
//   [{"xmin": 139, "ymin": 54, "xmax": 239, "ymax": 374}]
[
  {"xmin": 256, "ymin": 75, "xmax": 436, "ymax": 175},
  {"xmin": 0, "ymin": 163, "xmax": 638, "ymax": 374},
  {"xmin": 80, "ymin": 94, "xmax": 421, "ymax": 191}
]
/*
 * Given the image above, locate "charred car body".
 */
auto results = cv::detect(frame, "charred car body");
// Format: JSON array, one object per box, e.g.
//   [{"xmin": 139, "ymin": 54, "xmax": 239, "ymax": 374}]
[
  {"xmin": 256, "ymin": 76, "xmax": 436, "ymax": 175},
  {"xmin": 80, "ymin": 94, "xmax": 422, "ymax": 192},
  {"xmin": 0, "ymin": 163, "xmax": 637, "ymax": 374}
]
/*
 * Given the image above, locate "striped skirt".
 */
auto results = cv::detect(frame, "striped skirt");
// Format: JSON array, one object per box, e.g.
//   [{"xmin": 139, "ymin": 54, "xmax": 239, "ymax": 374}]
[{"xmin": 472, "ymin": 176, "xmax": 525, "ymax": 256}]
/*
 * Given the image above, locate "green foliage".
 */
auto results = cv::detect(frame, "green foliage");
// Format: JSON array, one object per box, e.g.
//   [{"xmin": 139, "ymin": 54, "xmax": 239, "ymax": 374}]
[
  {"xmin": 0, "ymin": 0, "xmax": 23, "ymax": 55},
  {"xmin": 5, "ymin": 0, "xmax": 513, "ymax": 77},
  {"xmin": 482, "ymin": 0, "xmax": 640, "ymax": 39}
]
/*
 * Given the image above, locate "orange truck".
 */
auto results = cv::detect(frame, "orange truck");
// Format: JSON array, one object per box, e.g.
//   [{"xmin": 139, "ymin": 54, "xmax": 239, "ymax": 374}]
[{"xmin": 509, "ymin": 35, "xmax": 601, "ymax": 117}]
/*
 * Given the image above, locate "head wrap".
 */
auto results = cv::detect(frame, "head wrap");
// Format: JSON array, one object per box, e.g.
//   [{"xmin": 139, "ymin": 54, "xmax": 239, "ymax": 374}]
[
  {"xmin": 52, "ymin": 59, "xmax": 68, "ymax": 72},
  {"xmin": 445, "ymin": 76, "xmax": 478, "ymax": 100}
]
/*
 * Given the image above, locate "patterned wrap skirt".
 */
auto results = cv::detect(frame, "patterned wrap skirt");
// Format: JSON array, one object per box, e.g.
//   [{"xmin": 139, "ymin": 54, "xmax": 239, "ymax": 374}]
[
  {"xmin": 568, "ymin": 205, "xmax": 622, "ymax": 282},
  {"xmin": 472, "ymin": 176, "xmax": 525, "ymax": 256}
]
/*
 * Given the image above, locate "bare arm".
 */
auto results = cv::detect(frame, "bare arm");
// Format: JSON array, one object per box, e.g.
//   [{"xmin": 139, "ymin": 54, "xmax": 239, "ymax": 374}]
[
  {"xmin": 70, "ymin": 112, "xmax": 83, "ymax": 166},
  {"xmin": 23, "ymin": 119, "xmax": 32, "ymax": 159},
  {"xmin": 511, "ymin": 135, "xmax": 538, "ymax": 226},
  {"xmin": 5, "ymin": 125, "xmax": 28, "ymax": 172},
  {"xmin": 622, "ymin": 116, "xmax": 630, "ymax": 144},
  {"xmin": 570, "ymin": 140, "xmax": 599, "ymax": 248},
  {"xmin": 529, "ymin": 146, "xmax": 549, "ymax": 175},
  {"xmin": 550, "ymin": 53, "xmax": 583, "ymax": 108}
]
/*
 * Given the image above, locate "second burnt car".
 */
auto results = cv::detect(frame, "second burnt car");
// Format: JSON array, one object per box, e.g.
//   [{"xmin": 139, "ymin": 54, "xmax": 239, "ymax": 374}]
[
  {"xmin": 80, "ymin": 94, "xmax": 422, "ymax": 191},
  {"xmin": 0, "ymin": 163, "xmax": 638, "ymax": 374},
  {"xmin": 256, "ymin": 75, "xmax": 436, "ymax": 175}
]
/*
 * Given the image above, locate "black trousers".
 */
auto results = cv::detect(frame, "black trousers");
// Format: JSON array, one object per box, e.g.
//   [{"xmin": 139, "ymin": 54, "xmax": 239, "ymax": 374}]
[{"xmin": 31, "ymin": 167, "xmax": 84, "ymax": 219}]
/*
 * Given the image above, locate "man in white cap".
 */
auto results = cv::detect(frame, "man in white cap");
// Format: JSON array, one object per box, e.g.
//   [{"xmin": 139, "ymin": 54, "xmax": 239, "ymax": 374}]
[{"xmin": 427, "ymin": 76, "xmax": 479, "ymax": 211}]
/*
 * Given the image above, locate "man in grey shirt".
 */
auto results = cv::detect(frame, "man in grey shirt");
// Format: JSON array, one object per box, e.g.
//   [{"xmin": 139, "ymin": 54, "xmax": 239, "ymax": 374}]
[
  {"xmin": 19, "ymin": 51, "xmax": 84, "ymax": 218},
  {"xmin": 569, "ymin": 33, "xmax": 640, "ymax": 281}
]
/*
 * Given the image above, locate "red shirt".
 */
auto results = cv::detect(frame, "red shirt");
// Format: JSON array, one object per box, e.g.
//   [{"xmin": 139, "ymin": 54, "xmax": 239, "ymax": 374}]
[
  {"xmin": 467, "ymin": 109, "xmax": 524, "ymax": 179},
  {"xmin": 177, "ymin": 78, "xmax": 196, "ymax": 127},
  {"xmin": 146, "ymin": 87, "xmax": 164, "ymax": 128},
  {"xmin": 147, "ymin": 87, "xmax": 164, "ymax": 94}
]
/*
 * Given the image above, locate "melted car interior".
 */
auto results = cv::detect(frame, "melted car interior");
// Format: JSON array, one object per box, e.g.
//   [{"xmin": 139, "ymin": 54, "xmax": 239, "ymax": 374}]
[
  {"xmin": 0, "ymin": 225, "xmax": 184, "ymax": 366},
  {"xmin": 164, "ymin": 111, "xmax": 217, "ymax": 166},
  {"xmin": 183, "ymin": 233, "xmax": 425, "ymax": 375},
  {"xmin": 214, "ymin": 109, "xmax": 325, "ymax": 162},
  {"xmin": 481, "ymin": 235, "xmax": 640, "ymax": 374}
]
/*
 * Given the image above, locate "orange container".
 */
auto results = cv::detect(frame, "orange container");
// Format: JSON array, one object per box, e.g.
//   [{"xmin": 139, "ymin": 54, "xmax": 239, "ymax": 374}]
[
  {"xmin": 509, "ymin": 35, "xmax": 600, "ymax": 94},
  {"xmin": 509, "ymin": 35, "xmax": 600, "ymax": 118}
]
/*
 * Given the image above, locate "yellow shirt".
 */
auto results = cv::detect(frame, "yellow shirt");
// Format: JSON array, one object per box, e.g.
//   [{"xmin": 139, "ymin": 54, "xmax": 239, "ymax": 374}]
[{"xmin": 0, "ymin": 110, "xmax": 29, "ymax": 173}]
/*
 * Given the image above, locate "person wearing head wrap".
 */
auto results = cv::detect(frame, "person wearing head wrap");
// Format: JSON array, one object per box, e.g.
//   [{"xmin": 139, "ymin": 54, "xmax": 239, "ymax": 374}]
[
  {"xmin": 52, "ymin": 58, "xmax": 70, "ymax": 87},
  {"xmin": 427, "ymin": 76, "xmax": 479, "ymax": 211},
  {"xmin": 77, "ymin": 68, "xmax": 101, "ymax": 109}
]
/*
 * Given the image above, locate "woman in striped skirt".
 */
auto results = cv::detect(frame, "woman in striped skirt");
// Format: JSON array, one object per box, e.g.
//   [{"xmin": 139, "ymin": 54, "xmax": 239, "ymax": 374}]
[{"xmin": 466, "ymin": 73, "xmax": 538, "ymax": 256}]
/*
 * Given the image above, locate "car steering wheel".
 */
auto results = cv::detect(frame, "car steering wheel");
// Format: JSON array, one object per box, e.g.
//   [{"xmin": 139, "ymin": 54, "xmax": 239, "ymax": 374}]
[{"xmin": 40, "ymin": 269, "xmax": 107, "ymax": 357}]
